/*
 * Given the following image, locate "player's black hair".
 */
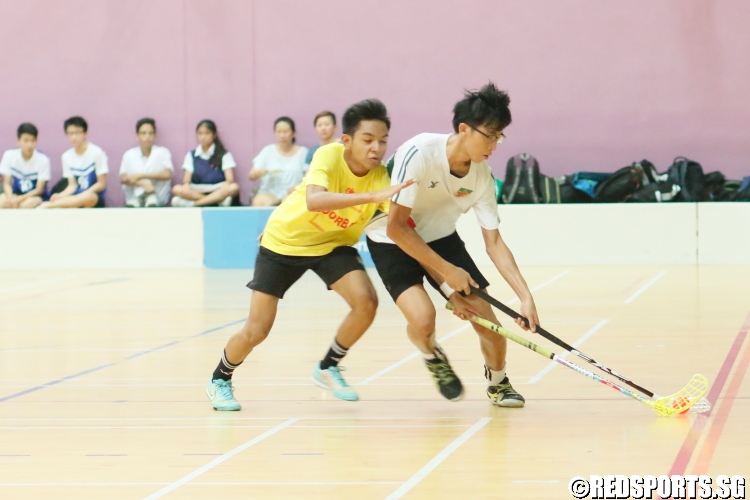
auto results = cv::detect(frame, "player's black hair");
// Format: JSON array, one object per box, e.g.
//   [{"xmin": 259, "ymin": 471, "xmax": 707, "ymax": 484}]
[
  {"xmin": 342, "ymin": 99, "xmax": 390, "ymax": 136},
  {"xmin": 274, "ymin": 116, "xmax": 297, "ymax": 144},
  {"xmin": 136, "ymin": 117, "xmax": 156, "ymax": 133},
  {"xmin": 196, "ymin": 119, "xmax": 227, "ymax": 170},
  {"xmin": 452, "ymin": 82, "xmax": 512, "ymax": 134},
  {"xmin": 64, "ymin": 116, "xmax": 88, "ymax": 133},
  {"xmin": 17, "ymin": 122, "xmax": 38, "ymax": 138},
  {"xmin": 313, "ymin": 111, "xmax": 337, "ymax": 127}
]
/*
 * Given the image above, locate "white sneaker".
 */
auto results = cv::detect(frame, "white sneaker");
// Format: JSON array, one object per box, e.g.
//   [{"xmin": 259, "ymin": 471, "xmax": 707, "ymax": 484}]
[
  {"xmin": 144, "ymin": 193, "xmax": 159, "ymax": 207},
  {"xmin": 219, "ymin": 196, "xmax": 233, "ymax": 207},
  {"xmin": 125, "ymin": 196, "xmax": 142, "ymax": 208},
  {"xmin": 171, "ymin": 196, "xmax": 195, "ymax": 207}
]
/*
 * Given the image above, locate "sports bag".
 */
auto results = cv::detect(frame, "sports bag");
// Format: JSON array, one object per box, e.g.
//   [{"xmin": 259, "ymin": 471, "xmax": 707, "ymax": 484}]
[
  {"xmin": 702, "ymin": 171, "xmax": 726, "ymax": 201},
  {"xmin": 734, "ymin": 176, "xmax": 750, "ymax": 201},
  {"xmin": 570, "ymin": 172, "xmax": 611, "ymax": 198},
  {"xmin": 540, "ymin": 175, "xmax": 561, "ymax": 203},
  {"xmin": 628, "ymin": 182, "xmax": 681, "ymax": 202},
  {"xmin": 666, "ymin": 157, "xmax": 705, "ymax": 201},
  {"xmin": 593, "ymin": 164, "xmax": 644, "ymax": 202},
  {"xmin": 501, "ymin": 154, "xmax": 541, "ymax": 204}
]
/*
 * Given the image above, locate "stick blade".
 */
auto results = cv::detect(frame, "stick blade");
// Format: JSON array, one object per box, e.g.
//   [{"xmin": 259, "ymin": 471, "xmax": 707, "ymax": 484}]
[
  {"xmin": 687, "ymin": 397, "xmax": 711, "ymax": 414},
  {"xmin": 653, "ymin": 374, "xmax": 709, "ymax": 417}
]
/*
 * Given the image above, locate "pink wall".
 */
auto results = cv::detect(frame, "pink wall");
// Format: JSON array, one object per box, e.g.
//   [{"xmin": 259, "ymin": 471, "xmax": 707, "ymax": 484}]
[{"xmin": 1, "ymin": 0, "xmax": 748, "ymax": 206}]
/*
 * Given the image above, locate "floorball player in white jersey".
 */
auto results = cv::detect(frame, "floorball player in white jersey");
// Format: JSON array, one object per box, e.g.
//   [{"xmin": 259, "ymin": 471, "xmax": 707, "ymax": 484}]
[{"xmin": 366, "ymin": 82, "xmax": 541, "ymax": 406}]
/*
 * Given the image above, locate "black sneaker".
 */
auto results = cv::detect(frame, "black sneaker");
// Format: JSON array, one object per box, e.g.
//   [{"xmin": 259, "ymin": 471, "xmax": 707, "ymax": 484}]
[
  {"xmin": 487, "ymin": 377, "xmax": 525, "ymax": 408},
  {"xmin": 424, "ymin": 348, "xmax": 464, "ymax": 401}
]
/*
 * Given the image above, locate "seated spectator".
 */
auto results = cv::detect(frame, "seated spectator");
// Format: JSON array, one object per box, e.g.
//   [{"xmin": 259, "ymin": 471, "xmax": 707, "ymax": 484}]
[
  {"xmin": 0, "ymin": 123, "xmax": 51, "ymax": 209},
  {"xmin": 248, "ymin": 117, "xmax": 308, "ymax": 206},
  {"xmin": 172, "ymin": 120, "xmax": 239, "ymax": 207},
  {"xmin": 304, "ymin": 111, "xmax": 338, "ymax": 168},
  {"xmin": 120, "ymin": 118, "xmax": 173, "ymax": 207},
  {"xmin": 39, "ymin": 116, "xmax": 107, "ymax": 208}
]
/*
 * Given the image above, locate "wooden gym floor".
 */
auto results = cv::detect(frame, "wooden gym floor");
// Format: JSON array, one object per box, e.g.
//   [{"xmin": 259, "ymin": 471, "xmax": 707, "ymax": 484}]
[{"xmin": 0, "ymin": 266, "xmax": 748, "ymax": 499}]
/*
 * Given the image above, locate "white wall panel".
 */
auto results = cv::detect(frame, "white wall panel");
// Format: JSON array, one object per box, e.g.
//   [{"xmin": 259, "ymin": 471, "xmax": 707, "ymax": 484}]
[
  {"xmin": 0, "ymin": 209, "xmax": 203, "ymax": 269},
  {"xmin": 697, "ymin": 204, "xmax": 750, "ymax": 265},
  {"xmin": 457, "ymin": 204, "xmax": 698, "ymax": 266}
]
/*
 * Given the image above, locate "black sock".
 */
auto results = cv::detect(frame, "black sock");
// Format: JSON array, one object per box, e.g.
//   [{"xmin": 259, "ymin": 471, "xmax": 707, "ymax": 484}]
[
  {"xmin": 212, "ymin": 350, "xmax": 242, "ymax": 381},
  {"xmin": 319, "ymin": 340, "xmax": 349, "ymax": 370}
]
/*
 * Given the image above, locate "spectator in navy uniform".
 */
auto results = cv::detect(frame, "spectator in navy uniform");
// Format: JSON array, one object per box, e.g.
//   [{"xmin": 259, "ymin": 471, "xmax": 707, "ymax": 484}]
[{"xmin": 171, "ymin": 120, "xmax": 239, "ymax": 207}]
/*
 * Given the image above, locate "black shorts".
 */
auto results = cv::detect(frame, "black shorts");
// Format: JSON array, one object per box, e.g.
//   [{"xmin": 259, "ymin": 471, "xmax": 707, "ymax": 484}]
[
  {"xmin": 248, "ymin": 245, "xmax": 365, "ymax": 299},
  {"xmin": 367, "ymin": 231, "xmax": 490, "ymax": 301}
]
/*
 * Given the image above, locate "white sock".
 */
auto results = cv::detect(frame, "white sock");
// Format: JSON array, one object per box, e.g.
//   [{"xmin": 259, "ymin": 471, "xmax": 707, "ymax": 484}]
[
  {"xmin": 485, "ymin": 364, "xmax": 507, "ymax": 386},
  {"xmin": 422, "ymin": 343, "xmax": 445, "ymax": 361}
]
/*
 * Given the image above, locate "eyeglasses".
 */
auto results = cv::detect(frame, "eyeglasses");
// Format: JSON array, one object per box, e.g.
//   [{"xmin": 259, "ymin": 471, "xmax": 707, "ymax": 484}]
[{"xmin": 469, "ymin": 125, "xmax": 505, "ymax": 144}]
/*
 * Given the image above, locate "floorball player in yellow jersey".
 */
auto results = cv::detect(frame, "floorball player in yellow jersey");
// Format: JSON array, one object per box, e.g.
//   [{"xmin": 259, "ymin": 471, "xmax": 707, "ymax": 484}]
[{"xmin": 206, "ymin": 99, "xmax": 413, "ymax": 410}]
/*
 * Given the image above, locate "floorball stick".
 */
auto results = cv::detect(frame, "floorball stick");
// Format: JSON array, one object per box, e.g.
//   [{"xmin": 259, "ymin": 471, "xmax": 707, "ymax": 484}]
[
  {"xmin": 468, "ymin": 287, "xmax": 711, "ymax": 414},
  {"xmin": 446, "ymin": 303, "xmax": 708, "ymax": 417}
]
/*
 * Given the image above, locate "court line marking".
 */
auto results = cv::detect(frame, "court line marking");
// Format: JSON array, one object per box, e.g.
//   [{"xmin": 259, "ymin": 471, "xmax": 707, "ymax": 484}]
[
  {"xmin": 143, "ymin": 418, "xmax": 298, "ymax": 499},
  {"xmin": 359, "ymin": 271, "xmax": 570, "ymax": 386},
  {"xmin": 0, "ymin": 274, "xmax": 76, "ymax": 294},
  {"xmin": 0, "ymin": 416, "xmax": 491, "ymax": 421},
  {"xmin": 0, "ymin": 318, "xmax": 245, "ymax": 403},
  {"xmin": 0, "ymin": 481, "xmax": 403, "ymax": 487},
  {"xmin": 0, "ymin": 424, "xmax": 474, "ymax": 430},
  {"xmin": 384, "ymin": 417, "xmax": 491, "ymax": 500},
  {"xmin": 527, "ymin": 319, "xmax": 609, "ymax": 384},
  {"xmin": 623, "ymin": 270, "xmax": 666, "ymax": 304},
  {"xmin": 667, "ymin": 311, "xmax": 750, "ymax": 476},
  {"xmin": 691, "ymin": 318, "xmax": 750, "ymax": 475}
]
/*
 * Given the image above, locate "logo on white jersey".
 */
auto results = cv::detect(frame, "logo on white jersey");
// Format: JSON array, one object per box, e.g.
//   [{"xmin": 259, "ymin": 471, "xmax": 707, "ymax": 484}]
[{"xmin": 454, "ymin": 187, "xmax": 473, "ymax": 198}]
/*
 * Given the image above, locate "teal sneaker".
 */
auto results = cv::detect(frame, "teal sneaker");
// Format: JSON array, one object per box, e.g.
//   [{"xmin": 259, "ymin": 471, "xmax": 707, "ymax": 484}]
[
  {"xmin": 206, "ymin": 378, "xmax": 241, "ymax": 411},
  {"xmin": 311, "ymin": 364, "xmax": 359, "ymax": 401}
]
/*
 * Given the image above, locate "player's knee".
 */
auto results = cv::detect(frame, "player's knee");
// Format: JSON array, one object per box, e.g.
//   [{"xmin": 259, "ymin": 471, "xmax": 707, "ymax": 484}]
[
  {"xmin": 353, "ymin": 291, "xmax": 378, "ymax": 319},
  {"xmin": 82, "ymin": 195, "xmax": 98, "ymax": 208},
  {"xmin": 409, "ymin": 316, "xmax": 436, "ymax": 337},
  {"xmin": 20, "ymin": 197, "xmax": 40, "ymax": 209},
  {"xmin": 172, "ymin": 185, "xmax": 184, "ymax": 196},
  {"xmin": 240, "ymin": 323, "xmax": 270, "ymax": 347}
]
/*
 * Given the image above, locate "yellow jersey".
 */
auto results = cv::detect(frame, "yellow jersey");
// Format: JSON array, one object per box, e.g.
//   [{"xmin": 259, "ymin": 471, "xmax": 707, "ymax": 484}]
[{"xmin": 260, "ymin": 143, "xmax": 390, "ymax": 256}]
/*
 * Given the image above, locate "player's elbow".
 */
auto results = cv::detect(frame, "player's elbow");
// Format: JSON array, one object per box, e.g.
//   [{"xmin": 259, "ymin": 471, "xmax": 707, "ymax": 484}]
[
  {"xmin": 305, "ymin": 195, "xmax": 321, "ymax": 212},
  {"xmin": 385, "ymin": 219, "xmax": 404, "ymax": 242}
]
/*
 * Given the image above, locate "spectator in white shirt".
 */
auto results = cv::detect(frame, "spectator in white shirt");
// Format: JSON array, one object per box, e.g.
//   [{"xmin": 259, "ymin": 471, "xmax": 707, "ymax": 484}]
[
  {"xmin": 0, "ymin": 123, "xmax": 51, "ymax": 209},
  {"xmin": 39, "ymin": 116, "xmax": 108, "ymax": 209},
  {"xmin": 120, "ymin": 118, "xmax": 174, "ymax": 207},
  {"xmin": 172, "ymin": 120, "xmax": 240, "ymax": 207},
  {"xmin": 248, "ymin": 117, "xmax": 308, "ymax": 206}
]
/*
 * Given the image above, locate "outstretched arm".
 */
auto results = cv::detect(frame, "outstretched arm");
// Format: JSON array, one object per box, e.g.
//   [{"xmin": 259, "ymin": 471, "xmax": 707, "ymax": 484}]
[
  {"xmin": 482, "ymin": 227, "xmax": 539, "ymax": 331},
  {"xmin": 305, "ymin": 180, "xmax": 414, "ymax": 212}
]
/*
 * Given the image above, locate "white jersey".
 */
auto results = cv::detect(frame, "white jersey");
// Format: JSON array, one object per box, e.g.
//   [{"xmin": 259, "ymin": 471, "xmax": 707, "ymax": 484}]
[
  {"xmin": 0, "ymin": 149, "xmax": 51, "ymax": 194},
  {"xmin": 120, "ymin": 145, "xmax": 174, "ymax": 206},
  {"xmin": 366, "ymin": 133, "xmax": 499, "ymax": 244},
  {"xmin": 62, "ymin": 143, "xmax": 109, "ymax": 192}
]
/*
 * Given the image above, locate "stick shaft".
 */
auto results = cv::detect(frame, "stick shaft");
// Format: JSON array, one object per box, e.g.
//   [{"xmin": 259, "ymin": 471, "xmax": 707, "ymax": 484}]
[{"xmin": 469, "ymin": 287, "xmax": 655, "ymax": 398}]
